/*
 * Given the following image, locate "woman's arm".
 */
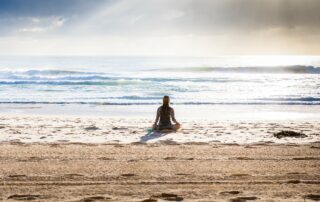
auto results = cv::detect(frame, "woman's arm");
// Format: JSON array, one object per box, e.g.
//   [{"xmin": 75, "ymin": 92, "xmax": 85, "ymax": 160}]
[
  {"xmin": 171, "ymin": 108, "xmax": 179, "ymax": 124},
  {"xmin": 154, "ymin": 107, "xmax": 160, "ymax": 125}
]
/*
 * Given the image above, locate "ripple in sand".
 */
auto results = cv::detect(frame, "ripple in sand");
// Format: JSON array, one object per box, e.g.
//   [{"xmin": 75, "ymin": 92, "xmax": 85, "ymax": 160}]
[
  {"xmin": 152, "ymin": 193, "xmax": 184, "ymax": 201},
  {"xmin": 141, "ymin": 199, "xmax": 157, "ymax": 202},
  {"xmin": 63, "ymin": 173, "xmax": 85, "ymax": 178},
  {"xmin": 84, "ymin": 126, "xmax": 100, "ymax": 131},
  {"xmin": 304, "ymin": 194, "xmax": 320, "ymax": 201},
  {"xmin": 121, "ymin": 173, "xmax": 136, "ymax": 177},
  {"xmin": 163, "ymin": 157, "xmax": 177, "ymax": 160},
  {"xmin": 97, "ymin": 157, "xmax": 115, "ymax": 160},
  {"xmin": 292, "ymin": 157, "xmax": 320, "ymax": 160},
  {"xmin": 230, "ymin": 173, "xmax": 251, "ymax": 178},
  {"xmin": 7, "ymin": 194, "xmax": 46, "ymax": 200},
  {"xmin": 79, "ymin": 196, "xmax": 112, "ymax": 202},
  {"xmin": 286, "ymin": 180, "xmax": 301, "ymax": 184},
  {"xmin": 230, "ymin": 157, "xmax": 254, "ymax": 160},
  {"xmin": 7, "ymin": 174, "xmax": 27, "ymax": 179},
  {"xmin": 230, "ymin": 196, "xmax": 258, "ymax": 202},
  {"xmin": 220, "ymin": 191, "xmax": 241, "ymax": 195}
]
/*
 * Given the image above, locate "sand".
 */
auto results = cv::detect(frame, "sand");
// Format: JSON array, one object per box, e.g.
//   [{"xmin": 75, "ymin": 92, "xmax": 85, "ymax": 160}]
[
  {"xmin": 0, "ymin": 115, "xmax": 320, "ymax": 144},
  {"xmin": 0, "ymin": 143, "xmax": 320, "ymax": 201},
  {"xmin": 0, "ymin": 115, "xmax": 320, "ymax": 201}
]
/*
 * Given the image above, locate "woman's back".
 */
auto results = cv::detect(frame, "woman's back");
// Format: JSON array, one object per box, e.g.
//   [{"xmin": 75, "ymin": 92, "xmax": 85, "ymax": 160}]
[{"xmin": 158, "ymin": 106, "xmax": 173, "ymax": 127}]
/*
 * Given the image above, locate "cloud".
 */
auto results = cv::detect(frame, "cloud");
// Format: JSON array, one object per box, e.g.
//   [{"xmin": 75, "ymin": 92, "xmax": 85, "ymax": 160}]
[
  {"xmin": 0, "ymin": 0, "xmax": 320, "ymax": 55},
  {"xmin": 16, "ymin": 17, "xmax": 66, "ymax": 34}
]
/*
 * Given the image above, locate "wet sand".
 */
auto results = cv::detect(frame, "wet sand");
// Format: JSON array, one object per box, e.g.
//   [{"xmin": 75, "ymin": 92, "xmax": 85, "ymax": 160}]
[{"xmin": 0, "ymin": 143, "xmax": 320, "ymax": 201}]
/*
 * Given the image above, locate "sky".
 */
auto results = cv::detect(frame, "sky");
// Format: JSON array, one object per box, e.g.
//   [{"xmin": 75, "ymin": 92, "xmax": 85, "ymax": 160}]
[{"xmin": 0, "ymin": 0, "xmax": 320, "ymax": 56}]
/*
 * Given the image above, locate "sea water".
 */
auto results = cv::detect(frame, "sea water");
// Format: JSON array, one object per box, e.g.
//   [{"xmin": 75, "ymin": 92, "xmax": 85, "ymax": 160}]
[{"xmin": 0, "ymin": 56, "xmax": 319, "ymax": 106}]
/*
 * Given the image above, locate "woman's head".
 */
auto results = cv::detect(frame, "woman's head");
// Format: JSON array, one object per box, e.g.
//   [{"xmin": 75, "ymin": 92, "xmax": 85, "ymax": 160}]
[{"xmin": 163, "ymin": 95, "xmax": 170, "ymax": 106}]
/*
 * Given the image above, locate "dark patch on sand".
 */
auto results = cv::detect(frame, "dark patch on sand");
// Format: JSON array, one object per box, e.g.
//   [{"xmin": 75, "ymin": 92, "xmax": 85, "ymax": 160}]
[
  {"xmin": 121, "ymin": 173, "xmax": 136, "ymax": 177},
  {"xmin": 112, "ymin": 127, "xmax": 127, "ymax": 130},
  {"xmin": 152, "ymin": 193, "xmax": 184, "ymax": 201},
  {"xmin": 63, "ymin": 173, "xmax": 84, "ymax": 178},
  {"xmin": 164, "ymin": 157, "xmax": 177, "ymax": 160},
  {"xmin": 97, "ymin": 157, "xmax": 114, "ymax": 160},
  {"xmin": 141, "ymin": 199, "xmax": 157, "ymax": 202},
  {"xmin": 84, "ymin": 126, "xmax": 100, "ymax": 131},
  {"xmin": 230, "ymin": 157, "xmax": 253, "ymax": 160},
  {"xmin": 286, "ymin": 180, "xmax": 301, "ymax": 184},
  {"xmin": 304, "ymin": 194, "xmax": 320, "ymax": 201},
  {"xmin": 220, "ymin": 191, "xmax": 241, "ymax": 195},
  {"xmin": 229, "ymin": 196, "xmax": 258, "ymax": 202},
  {"xmin": 292, "ymin": 157, "xmax": 320, "ymax": 160},
  {"xmin": 274, "ymin": 131, "xmax": 307, "ymax": 139},
  {"xmin": 230, "ymin": 173, "xmax": 251, "ymax": 177},
  {"xmin": 79, "ymin": 196, "xmax": 112, "ymax": 202}
]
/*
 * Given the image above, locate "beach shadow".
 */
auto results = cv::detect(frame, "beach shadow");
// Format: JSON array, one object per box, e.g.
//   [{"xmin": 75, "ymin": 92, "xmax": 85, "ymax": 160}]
[{"xmin": 140, "ymin": 130, "xmax": 174, "ymax": 143}]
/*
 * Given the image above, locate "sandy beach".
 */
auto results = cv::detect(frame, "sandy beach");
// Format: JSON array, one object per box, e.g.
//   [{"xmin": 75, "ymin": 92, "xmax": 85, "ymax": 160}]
[
  {"xmin": 0, "ymin": 115, "xmax": 319, "ymax": 201},
  {"xmin": 0, "ymin": 143, "xmax": 320, "ymax": 201},
  {"xmin": 1, "ymin": 114, "xmax": 320, "ymax": 144}
]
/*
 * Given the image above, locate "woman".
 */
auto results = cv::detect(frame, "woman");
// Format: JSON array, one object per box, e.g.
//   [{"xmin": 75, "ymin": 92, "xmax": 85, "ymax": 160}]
[{"xmin": 153, "ymin": 95, "xmax": 180, "ymax": 131}]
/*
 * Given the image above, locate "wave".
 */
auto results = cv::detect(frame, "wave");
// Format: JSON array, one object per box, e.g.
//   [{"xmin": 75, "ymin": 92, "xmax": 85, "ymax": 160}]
[
  {"xmin": 255, "ymin": 97, "xmax": 320, "ymax": 102},
  {"xmin": 150, "ymin": 65, "xmax": 320, "ymax": 74},
  {"xmin": 0, "ymin": 79, "xmax": 147, "ymax": 85},
  {"xmin": 16, "ymin": 69, "xmax": 100, "ymax": 76},
  {"xmin": 1, "ymin": 99, "xmax": 319, "ymax": 105},
  {"xmin": 0, "ymin": 70, "xmax": 260, "ymax": 84}
]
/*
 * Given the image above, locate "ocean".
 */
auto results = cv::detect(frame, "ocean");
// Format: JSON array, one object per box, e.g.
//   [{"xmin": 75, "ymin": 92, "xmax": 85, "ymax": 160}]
[{"xmin": 0, "ymin": 56, "xmax": 319, "ymax": 106}]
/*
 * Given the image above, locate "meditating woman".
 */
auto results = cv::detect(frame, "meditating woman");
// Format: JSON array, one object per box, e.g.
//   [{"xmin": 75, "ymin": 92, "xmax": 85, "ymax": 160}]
[{"xmin": 153, "ymin": 95, "xmax": 181, "ymax": 131}]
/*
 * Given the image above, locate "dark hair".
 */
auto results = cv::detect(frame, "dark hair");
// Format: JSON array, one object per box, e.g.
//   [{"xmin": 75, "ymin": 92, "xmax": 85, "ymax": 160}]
[{"xmin": 161, "ymin": 95, "xmax": 170, "ymax": 116}]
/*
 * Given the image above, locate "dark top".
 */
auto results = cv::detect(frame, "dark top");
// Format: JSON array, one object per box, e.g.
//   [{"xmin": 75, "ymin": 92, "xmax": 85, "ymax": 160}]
[{"xmin": 154, "ymin": 106, "xmax": 177, "ymax": 127}]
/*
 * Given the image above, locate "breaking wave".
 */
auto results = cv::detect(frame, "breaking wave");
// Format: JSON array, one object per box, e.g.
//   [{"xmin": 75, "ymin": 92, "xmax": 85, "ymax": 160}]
[{"xmin": 150, "ymin": 65, "xmax": 320, "ymax": 74}]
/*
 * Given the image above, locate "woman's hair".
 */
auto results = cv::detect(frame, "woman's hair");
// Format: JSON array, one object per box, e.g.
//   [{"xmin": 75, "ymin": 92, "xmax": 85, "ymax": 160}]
[
  {"xmin": 161, "ymin": 95, "xmax": 170, "ymax": 116},
  {"xmin": 163, "ymin": 95, "xmax": 170, "ymax": 106}
]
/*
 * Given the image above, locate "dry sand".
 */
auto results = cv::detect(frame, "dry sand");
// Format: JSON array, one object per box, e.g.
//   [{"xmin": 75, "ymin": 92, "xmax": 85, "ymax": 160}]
[
  {"xmin": 1, "ymin": 115, "xmax": 319, "ymax": 144},
  {"xmin": 0, "ymin": 143, "xmax": 320, "ymax": 201}
]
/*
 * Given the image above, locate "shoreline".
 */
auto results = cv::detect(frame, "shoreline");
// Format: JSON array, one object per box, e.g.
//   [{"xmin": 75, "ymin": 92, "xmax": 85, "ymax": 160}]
[{"xmin": 1, "ymin": 104, "xmax": 320, "ymax": 121}]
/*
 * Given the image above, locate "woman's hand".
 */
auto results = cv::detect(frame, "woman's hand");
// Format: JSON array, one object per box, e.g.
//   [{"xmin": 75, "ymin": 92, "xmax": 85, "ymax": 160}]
[
  {"xmin": 152, "ymin": 124, "xmax": 157, "ymax": 130},
  {"xmin": 175, "ymin": 122, "xmax": 181, "ymax": 130}
]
